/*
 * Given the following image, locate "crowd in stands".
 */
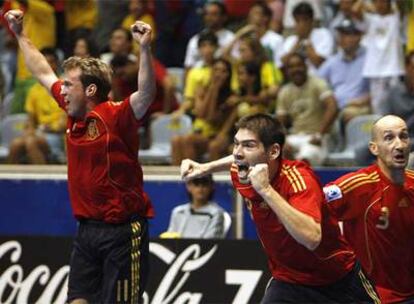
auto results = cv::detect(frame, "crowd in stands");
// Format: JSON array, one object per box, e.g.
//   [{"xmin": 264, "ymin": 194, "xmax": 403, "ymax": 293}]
[{"xmin": 0, "ymin": 0, "xmax": 413, "ymax": 166}]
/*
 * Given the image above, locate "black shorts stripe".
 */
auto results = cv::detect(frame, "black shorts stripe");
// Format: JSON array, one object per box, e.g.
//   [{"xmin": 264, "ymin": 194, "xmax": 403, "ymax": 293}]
[{"xmin": 131, "ymin": 220, "xmax": 142, "ymax": 304}]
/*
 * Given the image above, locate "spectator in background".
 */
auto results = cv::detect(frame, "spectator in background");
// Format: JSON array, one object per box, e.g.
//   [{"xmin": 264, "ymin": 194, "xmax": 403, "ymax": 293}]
[
  {"xmin": 101, "ymin": 28, "xmax": 137, "ymax": 65},
  {"xmin": 63, "ymin": 0, "xmax": 97, "ymax": 58},
  {"xmin": 184, "ymin": 1, "xmax": 235, "ymax": 71},
  {"xmin": 283, "ymin": 0, "xmax": 325, "ymax": 33},
  {"xmin": 8, "ymin": 48, "xmax": 66, "ymax": 164},
  {"xmin": 354, "ymin": 0, "xmax": 404, "ymax": 114},
  {"xmin": 71, "ymin": 35, "xmax": 99, "ymax": 59},
  {"xmin": 161, "ymin": 174, "xmax": 226, "ymax": 239},
  {"xmin": 222, "ymin": 33, "xmax": 282, "ymax": 112},
  {"xmin": 264, "ymin": 0, "xmax": 285, "ymax": 33},
  {"xmin": 154, "ymin": 0, "xmax": 204, "ymax": 67},
  {"xmin": 171, "ymin": 58, "xmax": 235, "ymax": 165},
  {"xmin": 319, "ymin": 18, "xmax": 370, "ymax": 126},
  {"xmin": 276, "ymin": 53, "xmax": 338, "ymax": 166},
  {"xmin": 381, "ymin": 51, "xmax": 414, "ymax": 140},
  {"xmin": 172, "ymin": 31, "xmax": 219, "ymax": 122},
  {"xmin": 122, "ymin": 0, "xmax": 156, "ymax": 41},
  {"xmin": 281, "ymin": 2, "xmax": 334, "ymax": 74},
  {"xmin": 235, "ymin": 2, "xmax": 284, "ymax": 67},
  {"xmin": 92, "ymin": 0, "xmax": 129, "ymax": 54},
  {"xmin": 329, "ymin": 0, "xmax": 365, "ymax": 37}
]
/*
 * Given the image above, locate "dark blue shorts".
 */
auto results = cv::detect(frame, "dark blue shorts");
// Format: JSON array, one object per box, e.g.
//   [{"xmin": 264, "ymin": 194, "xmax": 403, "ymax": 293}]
[
  {"xmin": 67, "ymin": 215, "xmax": 149, "ymax": 304},
  {"xmin": 261, "ymin": 262, "xmax": 380, "ymax": 303}
]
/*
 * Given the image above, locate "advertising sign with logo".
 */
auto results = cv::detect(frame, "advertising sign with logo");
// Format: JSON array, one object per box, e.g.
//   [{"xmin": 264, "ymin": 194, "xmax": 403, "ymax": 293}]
[{"xmin": 0, "ymin": 237, "xmax": 270, "ymax": 303}]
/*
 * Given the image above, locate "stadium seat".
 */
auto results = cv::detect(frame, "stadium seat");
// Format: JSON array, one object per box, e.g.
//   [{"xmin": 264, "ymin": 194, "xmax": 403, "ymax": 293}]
[
  {"xmin": 139, "ymin": 114, "xmax": 192, "ymax": 164},
  {"xmin": 0, "ymin": 113, "xmax": 28, "ymax": 160},
  {"xmin": 325, "ymin": 114, "xmax": 380, "ymax": 166}
]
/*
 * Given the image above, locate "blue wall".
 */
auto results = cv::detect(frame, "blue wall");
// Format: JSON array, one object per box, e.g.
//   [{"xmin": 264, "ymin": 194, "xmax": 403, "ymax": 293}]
[{"xmin": 0, "ymin": 168, "xmax": 353, "ymax": 238}]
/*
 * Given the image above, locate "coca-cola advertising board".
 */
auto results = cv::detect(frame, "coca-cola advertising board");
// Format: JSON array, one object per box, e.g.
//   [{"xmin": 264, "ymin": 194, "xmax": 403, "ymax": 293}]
[{"xmin": 0, "ymin": 237, "xmax": 270, "ymax": 304}]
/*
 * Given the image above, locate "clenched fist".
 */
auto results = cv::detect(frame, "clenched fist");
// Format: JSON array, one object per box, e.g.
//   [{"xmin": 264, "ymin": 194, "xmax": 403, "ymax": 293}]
[{"xmin": 4, "ymin": 9, "xmax": 24, "ymax": 36}]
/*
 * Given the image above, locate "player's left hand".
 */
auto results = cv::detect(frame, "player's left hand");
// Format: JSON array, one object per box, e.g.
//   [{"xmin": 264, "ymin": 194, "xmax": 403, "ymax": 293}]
[
  {"xmin": 248, "ymin": 163, "xmax": 270, "ymax": 194},
  {"xmin": 131, "ymin": 21, "xmax": 152, "ymax": 47}
]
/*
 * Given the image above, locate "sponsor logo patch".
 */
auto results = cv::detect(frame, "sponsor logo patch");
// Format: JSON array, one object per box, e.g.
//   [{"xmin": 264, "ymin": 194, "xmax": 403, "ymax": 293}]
[{"xmin": 323, "ymin": 185, "xmax": 342, "ymax": 202}]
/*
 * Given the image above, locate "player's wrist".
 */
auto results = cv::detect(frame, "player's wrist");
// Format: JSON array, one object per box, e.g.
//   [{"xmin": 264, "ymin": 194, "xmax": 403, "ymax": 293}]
[
  {"xmin": 139, "ymin": 44, "xmax": 151, "ymax": 51},
  {"xmin": 257, "ymin": 184, "xmax": 273, "ymax": 198}
]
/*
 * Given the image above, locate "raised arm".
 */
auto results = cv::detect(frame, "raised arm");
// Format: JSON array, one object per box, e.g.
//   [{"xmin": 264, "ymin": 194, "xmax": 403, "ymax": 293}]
[
  {"xmin": 129, "ymin": 21, "xmax": 156, "ymax": 120},
  {"xmin": 180, "ymin": 155, "xmax": 234, "ymax": 182},
  {"xmin": 4, "ymin": 10, "xmax": 58, "ymax": 91}
]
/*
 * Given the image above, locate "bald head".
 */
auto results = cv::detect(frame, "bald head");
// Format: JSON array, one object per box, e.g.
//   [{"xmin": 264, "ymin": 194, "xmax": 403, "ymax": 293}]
[{"xmin": 371, "ymin": 115, "xmax": 407, "ymax": 142}]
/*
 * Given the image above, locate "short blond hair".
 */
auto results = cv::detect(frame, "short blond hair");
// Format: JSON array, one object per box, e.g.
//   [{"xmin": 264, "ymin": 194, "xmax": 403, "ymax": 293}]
[{"xmin": 63, "ymin": 56, "xmax": 113, "ymax": 102}]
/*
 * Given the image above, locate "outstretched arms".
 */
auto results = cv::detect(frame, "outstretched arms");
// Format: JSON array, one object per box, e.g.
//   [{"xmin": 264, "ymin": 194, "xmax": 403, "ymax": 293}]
[
  {"xmin": 4, "ymin": 10, "xmax": 58, "ymax": 90},
  {"xmin": 129, "ymin": 21, "xmax": 156, "ymax": 120}
]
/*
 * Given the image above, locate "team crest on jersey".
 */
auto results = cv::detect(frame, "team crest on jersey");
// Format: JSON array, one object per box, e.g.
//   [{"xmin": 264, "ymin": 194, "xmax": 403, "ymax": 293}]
[
  {"xmin": 86, "ymin": 119, "xmax": 100, "ymax": 140},
  {"xmin": 323, "ymin": 185, "xmax": 342, "ymax": 202}
]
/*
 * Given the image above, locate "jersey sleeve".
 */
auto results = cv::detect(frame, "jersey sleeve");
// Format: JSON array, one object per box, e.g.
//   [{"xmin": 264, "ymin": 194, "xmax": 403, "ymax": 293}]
[
  {"xmin": 282, "ymin": 169, "xmax": 323, "ymax": 222},
  {"xmin": 51, "ymin": 80, "xmax": 67, "ymax": 110},
  {"xmin": 323, "ymin": 172, "xmax": 376, "ymax": 220},
  {"xmin": 109, "ymin": 98, "xmax": 141, "ymax": 135}
]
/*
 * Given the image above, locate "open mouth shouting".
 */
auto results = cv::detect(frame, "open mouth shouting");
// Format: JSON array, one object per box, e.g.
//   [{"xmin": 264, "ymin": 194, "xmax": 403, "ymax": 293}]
[
  {"xmin": 237, "ymin": 163, "xmax": 251, "ymax": 184},
  {"xmin": 393, "ymin": 152, "xmax": 407, "ymax": 165}
]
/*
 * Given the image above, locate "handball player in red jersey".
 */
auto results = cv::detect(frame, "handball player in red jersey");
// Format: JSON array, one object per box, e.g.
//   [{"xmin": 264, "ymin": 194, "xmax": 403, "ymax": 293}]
[
  {"xmin": 324, "ymin": 115, "xmax": 414, "ymax": 303},
  {"xmin": 181, "ymin": 113, "xmax": 380, "ymax": 303},
  {"xmin": 5, "ymin": 9, "xmax": 155, "ymax": 304}
]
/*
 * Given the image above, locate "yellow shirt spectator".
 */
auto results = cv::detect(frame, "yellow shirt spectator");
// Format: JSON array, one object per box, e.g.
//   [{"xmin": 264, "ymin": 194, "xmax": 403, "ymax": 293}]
[
  {"xmin": 231, "ymin": 61, "xmax": 282, "ymax": 92},
  {"xmin": 64, "ymin": 0, "xmax": 97, "ymax": 31},
  {"xmin": 184, "ymin": 66, "xmax": 212, "ymax": 101},
  {"xmin": 25, "ymin": 83, "xmax": 66, "ymax": 132}
]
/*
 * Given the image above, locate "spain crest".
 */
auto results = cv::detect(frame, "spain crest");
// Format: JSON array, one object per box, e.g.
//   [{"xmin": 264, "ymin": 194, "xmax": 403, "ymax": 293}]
[{"xmin": 86, "ymin": 119, "xmax": 100, "ymax": 140}]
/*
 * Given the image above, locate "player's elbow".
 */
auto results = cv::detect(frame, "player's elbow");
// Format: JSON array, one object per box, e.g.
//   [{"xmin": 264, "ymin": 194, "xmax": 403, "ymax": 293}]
[{"xmin": 305, "ymin": 226, "xmax": 321, "ymax": 251}]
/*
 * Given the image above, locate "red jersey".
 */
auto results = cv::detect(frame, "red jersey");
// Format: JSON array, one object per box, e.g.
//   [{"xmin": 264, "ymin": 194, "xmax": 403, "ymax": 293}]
[
  {"xmin": 324, "ymin": 164, "xmax": 414, "ymax": 303},
  {"xmin": 51, "ymin": 80, "xmax": 154, "ymax": 223},
  {"xmin": 230, "ymin": 159, "xmax": 355, "ymax": 285}
]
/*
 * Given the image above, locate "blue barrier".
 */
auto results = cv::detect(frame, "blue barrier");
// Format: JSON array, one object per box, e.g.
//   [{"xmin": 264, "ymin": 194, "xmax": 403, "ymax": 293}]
[{"xmin": 0, "ymin": 168, "xmax": 354, "ymax": 238}]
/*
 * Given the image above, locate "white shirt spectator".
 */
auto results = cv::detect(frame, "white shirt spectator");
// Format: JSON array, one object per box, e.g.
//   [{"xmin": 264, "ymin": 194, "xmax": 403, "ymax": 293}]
[
  {"xmin": 362, "ymin": 12, "xmax": 404, "ymax": 78},
  {"xmin": 281, "ymin": 27, "xmax": 334, "ymax": 74},
  {"xmin": 283, "ymin": 0, "xmax": 324, "ymax": 29},
  {"xmin": 260, "ymin": 30, "xmax": 284, "ymax": 67},
  {"xmin": 184, "ymin": 29, "xmax": 235, "ymax": 68}
]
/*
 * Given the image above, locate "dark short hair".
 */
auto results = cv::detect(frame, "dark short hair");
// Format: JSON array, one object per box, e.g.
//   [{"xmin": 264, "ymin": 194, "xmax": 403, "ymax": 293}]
[
  {"xmin": 251, "ymin": 2, "xmax": 272, "ymax": 19},
  {"xmin": 198, "ymin": 30, "xmax": 219, "ymax": 47},
  {"xmin": 187, "ymin": 174, "xmax": 215, "ymax": 201},
  {"xmin": 236, "ymin": 113, "xmax": 286, "ymax": 149},
  {"xmin": 113, "ymin": 27, "xmax": 133, "ymax": 43},
  {"xmin": 287, "ymin": 52, "xmax": 306, "ymax": 66},
  {"xmin": 188, "ymin": 174, "xmax": 214, "ymax": 186},
  {"xmin": 205, "ymin": 1, "xmax": 227, "ymax": 16},
  {"xmin": 293, "ymin": 2, "xmax": 314, "ymax": 19}
]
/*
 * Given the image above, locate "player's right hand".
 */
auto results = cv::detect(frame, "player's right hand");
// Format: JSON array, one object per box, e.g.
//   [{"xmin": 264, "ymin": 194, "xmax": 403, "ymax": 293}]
[
  {"xmin": 180, "ymin": 159, "xmax": 206, "ymax": 182},
  {"xmin": 4, "ymin": 9, "xmax": 24, "ymax": 36}
]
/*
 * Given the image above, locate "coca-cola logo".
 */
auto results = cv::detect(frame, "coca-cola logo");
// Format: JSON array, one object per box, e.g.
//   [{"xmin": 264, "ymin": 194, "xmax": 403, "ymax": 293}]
[
  {"xmin": 0, "ymin": 241, "xmax": 68, "ymax": 304},
  {"xmin": 0, "ymin": 240, "xmax": 265, "ymax": 304}
]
